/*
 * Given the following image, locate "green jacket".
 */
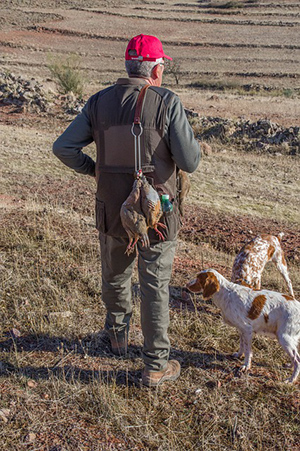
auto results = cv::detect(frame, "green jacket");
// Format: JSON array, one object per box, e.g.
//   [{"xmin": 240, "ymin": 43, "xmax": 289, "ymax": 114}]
[{"xmin": 53, "ymin": 77, "xmax": 201, "ymax": 238}]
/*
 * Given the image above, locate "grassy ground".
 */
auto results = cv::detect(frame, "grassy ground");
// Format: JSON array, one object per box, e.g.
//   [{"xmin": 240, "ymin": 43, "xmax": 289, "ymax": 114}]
[
  {"xmin": 190, "ymin": 149, "xmax": 300, "ymax": 224},
  {"xmin": 0, "ymin": 118, "xmax": 299, "ymax": 450}
]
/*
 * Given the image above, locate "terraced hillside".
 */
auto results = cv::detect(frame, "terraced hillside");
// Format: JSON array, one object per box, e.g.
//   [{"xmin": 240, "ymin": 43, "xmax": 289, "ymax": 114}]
[{"xmin": 1, "ymin": 0, "xmax": 300, "ymax": 124}]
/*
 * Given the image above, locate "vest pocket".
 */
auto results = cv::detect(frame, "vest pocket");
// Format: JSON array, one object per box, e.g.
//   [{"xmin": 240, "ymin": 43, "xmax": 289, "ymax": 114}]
[
  {"xmin": 162, "ymin": 209, "xmax": 181, "ymax": 241},
  {"xmin": 95, "ymin": 199, "xmax": 106, "ymax": 233},
  {"xmin": 148, "ymin": 207, "xmax": 180, "ymax": 242}
]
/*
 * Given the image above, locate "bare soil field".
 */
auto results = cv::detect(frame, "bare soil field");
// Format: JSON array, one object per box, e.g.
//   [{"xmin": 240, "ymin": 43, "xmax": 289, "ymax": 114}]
[
  {"xmin": 1, "ymin": 0, "xmax": 300, "ymax": 123},
  {"xmin": 0, "ymin": 1, "xmax": 300, "ymax": 450}
]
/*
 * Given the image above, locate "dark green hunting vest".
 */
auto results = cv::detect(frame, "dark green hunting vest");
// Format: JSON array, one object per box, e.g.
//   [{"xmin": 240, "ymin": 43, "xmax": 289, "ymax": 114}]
[{"xmin": 88, "ymin": 78, "xmax": 180, "ymax": 240}]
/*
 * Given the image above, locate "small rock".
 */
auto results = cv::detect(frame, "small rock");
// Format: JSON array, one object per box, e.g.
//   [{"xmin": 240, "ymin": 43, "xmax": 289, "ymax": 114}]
[
  {"xmin": 27, "ymin": 380, "xmax": 37, "ymax": 388},
  {"xmin": 0, "ymin": 408, "xmax": 11, "ymax": 423},
  {"xmin": 49, "ymin": 311, "xmax": 73, "ymax": 318},
  {"xmin": 184, "ymin": 108, "xmax": 199, "ymax": 118},
  {"xmin": 10, "ymin": 328, "xmax": 21, "ymax": 338},
  {"xmin": 25, "ymin": 432, "xmax": 36, "ymax": 443},
  {"xmin": 208, "ymin": 94, "xmax": 219, "ymax": 101},
  {"xmin": 201, "ymin": 142, "xmax": 213, "ymax": 156},
  {"xmin": 281, "ymin": 142, "xmax": 290, "ymax": 150}
]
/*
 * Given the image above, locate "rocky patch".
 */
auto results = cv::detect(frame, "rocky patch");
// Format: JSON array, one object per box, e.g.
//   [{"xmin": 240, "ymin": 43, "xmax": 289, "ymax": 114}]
[
  {"xmin": 0, "ymin": 72, "xmax": 299, "ymax": 155},
  {"xmin": 185, "ymin": 109, "xmax": 299, "ymax": 155},
  {"xmin": 0, "ymin": 71, "xmax": 49, "ymax": 112},
  {"xmin": 0, "ymin": 72, "xmax": 86, "ymax": 116}
]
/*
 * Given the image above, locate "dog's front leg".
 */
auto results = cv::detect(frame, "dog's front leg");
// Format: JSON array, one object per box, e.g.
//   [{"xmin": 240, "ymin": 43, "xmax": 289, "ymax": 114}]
[
  {"xmin": 239, "ymin": 328, "xmax": 253, "ymax": 372},
  {"xmin": 287, "ymin": 353, "xmax": 300, "ymax": 384},
  {"xmin": 232, "ymin": 333, "xmax": 245, "ymax": 359},
  {"xmin": 277, "ymin": 335, "xmax": 300, "ymax": 383}
]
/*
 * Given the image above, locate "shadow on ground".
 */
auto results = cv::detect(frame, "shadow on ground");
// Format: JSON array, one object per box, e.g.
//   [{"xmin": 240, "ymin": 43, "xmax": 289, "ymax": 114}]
[{"xmin": 0, "ymin": 332, "xmax": 227, "ymax": 387}]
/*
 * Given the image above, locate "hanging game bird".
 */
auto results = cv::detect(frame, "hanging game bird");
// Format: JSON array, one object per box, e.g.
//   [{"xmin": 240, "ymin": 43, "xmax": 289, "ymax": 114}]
[
  {"xmin": 120, "ymin": 175, "xmax": 166, "ymax": 255},
  {"xmin": 177, "ymin": 169, "xmax": 190, "ymax": 216},
  {"xmin": 120, "ymin": 178, "xmax": 150, "ymax": 255},
  {"xmin": 140, "ymin": 175, "xmax": 166, "ymax": 240}
]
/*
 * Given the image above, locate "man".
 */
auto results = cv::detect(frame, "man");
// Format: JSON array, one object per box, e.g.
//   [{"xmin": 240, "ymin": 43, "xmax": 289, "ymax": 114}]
[{"xmin": 53, "ymin": 34, "xmax": 200, "ymax": 387}]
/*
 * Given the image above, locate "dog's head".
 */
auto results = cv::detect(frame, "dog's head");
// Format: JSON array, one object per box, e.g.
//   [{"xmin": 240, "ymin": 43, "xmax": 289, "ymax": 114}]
[{"xmin": 186, "ymin": 270, "xmax": 220, "ymax": 300}]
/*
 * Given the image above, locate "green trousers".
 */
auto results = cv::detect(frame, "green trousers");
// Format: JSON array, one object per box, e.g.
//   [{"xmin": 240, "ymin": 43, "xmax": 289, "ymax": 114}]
[{"xmin": 99, "ymin": 233, "xmax": 177, "ymax": 371}]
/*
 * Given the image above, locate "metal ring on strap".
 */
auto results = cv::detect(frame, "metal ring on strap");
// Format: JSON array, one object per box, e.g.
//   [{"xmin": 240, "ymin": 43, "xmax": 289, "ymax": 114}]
[
  {"xmin": 131, "ymin": 122, "xmax": 143, "ymax": 137},
  {"xmin": 131, "ymin": 122, "xmax": 143, "ymax": 174},
  {"xmin": 131, "ymin": 84, "xmax": 150, "ymax": 177}
]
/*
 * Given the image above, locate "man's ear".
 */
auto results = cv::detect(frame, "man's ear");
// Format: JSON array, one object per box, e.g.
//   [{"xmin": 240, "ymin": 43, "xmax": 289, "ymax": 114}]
[
  {"xmin": 202, "ymin": 272, "xmax": 220, "ymax": 300},
  {"xmin": 151, "ymin": 64, "xmax": 160, "ymax": 80}
]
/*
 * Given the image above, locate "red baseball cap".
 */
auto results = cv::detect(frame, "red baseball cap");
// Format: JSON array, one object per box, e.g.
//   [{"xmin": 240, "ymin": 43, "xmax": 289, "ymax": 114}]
[{"xmin": 125, "ymin": 34, "xmax": 172, "ymax": 62}]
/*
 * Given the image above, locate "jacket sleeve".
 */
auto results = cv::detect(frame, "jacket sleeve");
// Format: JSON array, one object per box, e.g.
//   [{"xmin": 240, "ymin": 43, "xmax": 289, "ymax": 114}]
[
  {"xmin": 52, "ymin": 102, "xmax": 96, "ymax": 177},
  {"xmin": 166, "ymin": 95, "xmax": 201, "ymax": 173}
]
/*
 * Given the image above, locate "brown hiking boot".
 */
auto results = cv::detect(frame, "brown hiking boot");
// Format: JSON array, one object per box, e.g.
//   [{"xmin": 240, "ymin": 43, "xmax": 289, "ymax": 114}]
[
  {"xmin": 110, "ymin": 334, "xmax": 128, "ymax": 357},
  {"xmin": 142, "ymin": 360, "xmax": 181, "ymax": 387}
]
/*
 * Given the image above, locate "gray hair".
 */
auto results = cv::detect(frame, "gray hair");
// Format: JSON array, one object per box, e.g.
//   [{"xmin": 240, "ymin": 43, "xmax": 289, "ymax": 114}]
[{"xmin": 125, "ymin": 58, "xmax": 164, "ymax": 78}]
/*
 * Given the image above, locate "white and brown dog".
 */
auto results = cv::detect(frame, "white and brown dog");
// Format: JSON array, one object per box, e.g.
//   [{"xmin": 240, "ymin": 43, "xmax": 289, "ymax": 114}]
[
  {"xmin": 187, "ymin": 269, "xmax": 300, "ymax": 383},
  {"xmin": 231, "ymin": 233, "xmax": 294, "ymax": 298}
]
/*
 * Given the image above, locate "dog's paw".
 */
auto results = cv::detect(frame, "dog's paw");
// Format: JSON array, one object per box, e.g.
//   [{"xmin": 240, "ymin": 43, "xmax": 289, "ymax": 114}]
[
  {"xmin": 284, "ymin": 376, "xmax": 296, "ymax": 384},
  {"xmin": 232, "ymin": 352, "xmax": 243, "ymax": 359},
  {"xmin": 283, "ymin": 362, "xmax": 292, "ymax": 369},
  {"xmin": 239, "ymin": 364, "xmax": 250, "ymax": 373}
]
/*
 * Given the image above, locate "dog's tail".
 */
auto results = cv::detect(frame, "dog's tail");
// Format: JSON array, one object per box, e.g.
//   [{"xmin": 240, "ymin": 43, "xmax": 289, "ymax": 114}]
[{"xmin": 277, "ymin": 232, "xmax": 284, "ymax": 241}]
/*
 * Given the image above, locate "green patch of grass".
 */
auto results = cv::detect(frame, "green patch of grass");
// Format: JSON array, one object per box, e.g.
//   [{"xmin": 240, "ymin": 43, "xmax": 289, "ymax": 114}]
[
  {"xmin": 189, "ymin": 79, "xmax": 299, "ymax": 98},
  {"xmin": 189, "ymin": 79, "xmax": 240, "ymax": 91},
  {"xmin": 282, "ymin": 88, "xmax": 295, "ymax": 98},
  {"xmin": 47, "ymin": 53, "xmax": 84, "ymax": 97}
]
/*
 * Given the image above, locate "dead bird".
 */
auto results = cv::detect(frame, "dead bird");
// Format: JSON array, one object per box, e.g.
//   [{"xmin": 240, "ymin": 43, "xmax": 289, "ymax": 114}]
[
  {"xmin": 140, "ymin": 175, "xmax": 166, "ymax": 241},
  {"xmin": 177, "ymin": 169, "xmax": 190, "ymax": 216},
  {"xmin": 120, "ymin": 178, "xmax": 150, "ymax": 255}
]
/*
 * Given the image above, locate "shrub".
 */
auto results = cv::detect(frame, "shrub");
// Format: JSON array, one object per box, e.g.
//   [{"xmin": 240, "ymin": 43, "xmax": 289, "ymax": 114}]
[
  {"xmin": 283, "ymin": 88, "xmax": 294, "ymax": 98},
  {"xmin": 164, "ymin": 60, "xmax": 182, "ymax": 85},
  {"xmin": 48, "ymin": 53, "xmax": 84, "ymax": 97}
]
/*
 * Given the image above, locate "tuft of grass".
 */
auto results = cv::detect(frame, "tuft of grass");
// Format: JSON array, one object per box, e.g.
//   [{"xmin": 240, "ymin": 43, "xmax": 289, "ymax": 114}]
[
  {"xmin": 282, "ymin": 88, "xmax": 294, "ymax": 98},
  {"xmin": 47, "ymin": 53, "xmax": 84, "ymax": 97}
]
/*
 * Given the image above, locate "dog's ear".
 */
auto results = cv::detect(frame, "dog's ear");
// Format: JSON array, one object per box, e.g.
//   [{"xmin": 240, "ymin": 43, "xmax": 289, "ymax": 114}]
[
  {"xmin": 187, "ymin": 272, "xmax": 205, "ymax": 293},
  {"xmin": 202, "ymin": 271, "xmax": 220, "ymax": 300}
]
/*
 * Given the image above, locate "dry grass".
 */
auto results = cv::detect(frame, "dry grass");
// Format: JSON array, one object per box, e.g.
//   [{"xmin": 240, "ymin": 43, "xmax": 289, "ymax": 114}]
[
  {"xmin": 190, "ymin": 148, "xmax": 300, "ymax": 224},
  {"xmin": 188, "ymin": 79, "xmax": 299, "ymax": 98},
  {"xmin": 1, "ymin": 0, "xmax": 300, "ymax": 447},
  {"xmin": 1, "ymin": 116, "xmax": 299, "ymax": 450}
]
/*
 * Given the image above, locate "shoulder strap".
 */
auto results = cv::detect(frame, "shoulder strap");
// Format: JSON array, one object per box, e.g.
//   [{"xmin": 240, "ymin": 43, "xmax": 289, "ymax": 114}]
[{"xmin": 134, "ymin": 84, "xmax": 150, "ymax": 124}]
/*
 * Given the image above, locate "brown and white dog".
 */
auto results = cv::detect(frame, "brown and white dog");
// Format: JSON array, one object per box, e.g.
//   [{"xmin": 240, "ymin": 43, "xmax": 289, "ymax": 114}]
[
  {"xmin": 231, "ymin": 233, "xmax": 294, "ymax": 299},
  {"xmin": 187, "ymin": 269, "xmax": 300, "ymax": 383}
]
